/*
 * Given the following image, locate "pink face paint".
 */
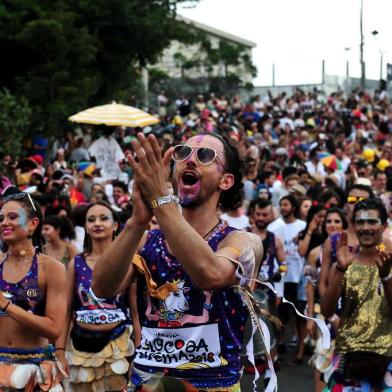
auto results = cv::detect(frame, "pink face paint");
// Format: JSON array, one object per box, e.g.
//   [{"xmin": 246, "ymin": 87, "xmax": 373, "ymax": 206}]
[
  {"xmin": 216, "ymin": 162, "xmax": 224, "ymax": 174},
  {"xmin": 178, "ymin": 181, "xmax": 201, "ymax": 207},
  {"xmin": 194, "ymin": 135, "xmax": 206, "ymax": 145}
]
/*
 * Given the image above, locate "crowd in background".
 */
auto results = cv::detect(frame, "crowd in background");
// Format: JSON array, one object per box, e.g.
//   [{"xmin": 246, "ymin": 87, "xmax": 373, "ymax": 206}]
[{"xmin": 1, "ymin": 86, "xmax": 392, "ymax": 391}]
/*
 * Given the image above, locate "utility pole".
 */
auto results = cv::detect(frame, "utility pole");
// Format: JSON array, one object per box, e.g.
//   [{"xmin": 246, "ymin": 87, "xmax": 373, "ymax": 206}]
[
  {"xmin": 360, "ymin": 0, "xmax": 365, "ymax": 90},
  {"xmin": 345, "ymin": 48, "xmax": 351, "ymax": 96},
  {"xmin": 272, "ymin": 63, "xmax": 276, "ymax": 87},
  {"xmin": 371, "ymin": 30, "xmax": 384, "ymax": 81}
]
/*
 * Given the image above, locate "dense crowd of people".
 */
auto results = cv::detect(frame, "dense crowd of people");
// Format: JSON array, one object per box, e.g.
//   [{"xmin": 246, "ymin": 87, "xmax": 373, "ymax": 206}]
[{"xmin": 0, "ymin": 87, "xmax": 391, "ymax": 391}]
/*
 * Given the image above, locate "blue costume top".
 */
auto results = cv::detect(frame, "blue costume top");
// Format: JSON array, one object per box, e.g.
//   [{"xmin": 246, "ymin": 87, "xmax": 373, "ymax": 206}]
[{"xmin": 0, "ymin": 253, "xmax": 45, "ymax": 316}]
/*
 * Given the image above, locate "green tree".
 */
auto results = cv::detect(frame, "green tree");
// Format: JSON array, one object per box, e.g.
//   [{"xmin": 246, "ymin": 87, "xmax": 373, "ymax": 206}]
[
  {"xmin": 0, "ymin": 89, "xmax": 31, "ymax": 160},
  {"xmin": 0, "ymin": 0, "xmax": 198, "ymax": 136}
]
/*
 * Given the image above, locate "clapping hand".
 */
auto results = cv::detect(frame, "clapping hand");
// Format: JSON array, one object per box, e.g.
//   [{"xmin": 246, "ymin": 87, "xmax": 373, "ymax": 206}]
[
  {"xmin": 375, "ymin": 250, "xmax": 392, "ymax": 279},
  {"xmin": 336, "ymin": 232, "xmax": 355, "ymax": 271},
  {"xmin": 127, "ymin": 133, "xmax": 173, "ymax": 202}
]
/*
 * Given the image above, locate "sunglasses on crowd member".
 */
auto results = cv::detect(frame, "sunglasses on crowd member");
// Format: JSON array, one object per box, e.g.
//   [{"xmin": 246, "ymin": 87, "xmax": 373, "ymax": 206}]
[
  {"xmin": 1, "ymin": 192, "xmax": 37, "ymax": 212},
  {"xmin": 172, "ymin": 144, "xmax": 225, "ymax": 168},
  {"xmin": 346, "ymin": 196, "xmax": 367, "ymax": 205}
]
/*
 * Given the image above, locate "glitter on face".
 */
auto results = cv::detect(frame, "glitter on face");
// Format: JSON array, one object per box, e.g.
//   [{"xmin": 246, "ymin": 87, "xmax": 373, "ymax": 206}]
[
  {"xmin": 357, "ymin": 211, "xmax": 370, "ymax": 220},
  {"xmin": 194, "ymin": 135, "xmax": 206, "ymax": 145},
  {"xmin": 18, "ymin": 208, "xmax": 28, "ymax": 230},
  {"xmin": 104, "ymin": 213, "xmax": 114, "ymax": 224}
]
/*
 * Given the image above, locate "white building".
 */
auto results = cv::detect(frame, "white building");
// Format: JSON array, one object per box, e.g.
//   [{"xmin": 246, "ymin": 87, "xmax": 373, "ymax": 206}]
[{"xmin": 151, "ymin": 15, "xmax": 257, "ymax": 84}]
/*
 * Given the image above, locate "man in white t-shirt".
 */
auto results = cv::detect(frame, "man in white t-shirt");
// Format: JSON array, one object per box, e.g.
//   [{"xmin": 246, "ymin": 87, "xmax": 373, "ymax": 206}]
[
  {"xmin": 305, "ymin": 148, "xmax": 326, "ymax": 177},
  {"xmin": 221, "ymin": 207, "xmax": 250, "ymax": 230},
  {"xmin": 88, "ymin": 126, "xmax": 125, "ymax": 180},
  {"xmin": 276, "ymin": 194, "xmax": 306, "ymax": 352}
]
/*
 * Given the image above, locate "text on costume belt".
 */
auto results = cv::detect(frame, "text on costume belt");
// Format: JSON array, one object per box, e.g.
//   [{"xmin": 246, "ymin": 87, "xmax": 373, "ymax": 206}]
[{"xmin": 75, "ymin": 309, "xmax": 127, "ymax": 324}]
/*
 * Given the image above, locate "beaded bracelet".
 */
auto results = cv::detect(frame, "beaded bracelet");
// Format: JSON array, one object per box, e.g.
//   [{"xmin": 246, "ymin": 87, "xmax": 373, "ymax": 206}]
[{"xmin": 2, "ymin": 301, "xmax": 11, "ymax": 312}]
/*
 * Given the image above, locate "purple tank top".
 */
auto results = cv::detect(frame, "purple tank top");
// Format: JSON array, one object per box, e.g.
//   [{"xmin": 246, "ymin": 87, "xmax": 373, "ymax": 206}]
[
  {"xmin": 73, "ymin": 254, "xmax": 129, "ymax": 325},
  {"xmin": 134, "ymin": 226, "xmax": 247, "ymax": 389},
  {"xmin": 0, "ymin": 253, "xmax": 45, "ymax": 316}
]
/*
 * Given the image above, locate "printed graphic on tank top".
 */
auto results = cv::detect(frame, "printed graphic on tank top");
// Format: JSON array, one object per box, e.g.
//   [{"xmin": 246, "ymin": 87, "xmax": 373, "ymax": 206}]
[
  {"xmin": 0, "ymin": 253, "xmax": 45, "ymax": 316},
  {"xmin": 134, "ymin": 227, "xmax": 247, "ymax": 388},
  {"xmin": 73, "ymin": 254, "xmax": 128, "ymax": 324}
]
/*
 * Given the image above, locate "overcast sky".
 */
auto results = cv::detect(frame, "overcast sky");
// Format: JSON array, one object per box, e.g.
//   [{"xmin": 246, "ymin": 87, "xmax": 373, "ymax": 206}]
[{"xmin": 179, "ymin": 0, "xmax": 392, "ymax": 86}]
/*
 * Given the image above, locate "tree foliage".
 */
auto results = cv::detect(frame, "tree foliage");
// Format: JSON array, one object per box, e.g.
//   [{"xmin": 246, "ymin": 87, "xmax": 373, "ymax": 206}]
[
  {"xmin": 0, "ymin": 0, "xmax": 198, "ymax": 137},
  {"xmin": 0, "ymin": 88, "xmax": 31, "ymax": 160}
]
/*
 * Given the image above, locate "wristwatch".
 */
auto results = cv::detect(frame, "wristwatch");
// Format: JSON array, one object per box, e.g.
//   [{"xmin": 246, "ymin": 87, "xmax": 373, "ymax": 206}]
[{"xmin": 149, "ymin": 195, "xmax": 179, "ymax": 209}]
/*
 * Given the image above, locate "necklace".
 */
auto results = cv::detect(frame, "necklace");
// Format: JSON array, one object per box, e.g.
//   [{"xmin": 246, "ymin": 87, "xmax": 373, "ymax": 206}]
[
  {"xmin": 202, "ymin": 219, "xmax": 223, "ymax": 240},
  {"xmin": 7, "ymin": 246, "xmax": 35, "ymax": 258}
]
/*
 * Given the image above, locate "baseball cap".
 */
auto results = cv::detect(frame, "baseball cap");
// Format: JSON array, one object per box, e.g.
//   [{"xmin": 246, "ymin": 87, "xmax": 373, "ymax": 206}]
[
  {"xmin": 362, "ymin": 148, "xmax": 375, "ymax": 163},
  {"xmin": 377, "ymin": 159, "xmax": 390, "ymax": 172},
  {"xmin": 30, "ymin": 155, "xmax": 43, "ymax": 165}
]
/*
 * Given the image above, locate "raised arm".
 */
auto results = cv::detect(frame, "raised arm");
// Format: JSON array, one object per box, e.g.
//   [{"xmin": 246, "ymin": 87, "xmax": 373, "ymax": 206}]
[
  {"xmin": 298, "ymin": 217, "xmax": 318, "ymax": 257},
  {"xmin": 154, "ymin": 204, "xmax": 262, "ymax": 289},
  {"xmin": 321, "ymin": 233, "xmax": 353, "ymax": 318},
  {"xmin": 318, "ymin": 237, "xmax": 332, "ymax": 296},
  {"xmin": 93, "ymin": 134, "xmax": 174, "ymax": 298},
  {"xmin": 375, "ymin": 251, "xmax": 392, "ymax": 315},
  {"xmin": 92, "ymin": 181, "xmax": 149, "ymax": 298}
]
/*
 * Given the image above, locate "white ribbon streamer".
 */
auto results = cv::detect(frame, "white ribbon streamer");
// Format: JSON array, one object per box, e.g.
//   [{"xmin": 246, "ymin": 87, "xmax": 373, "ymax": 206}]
[{"xmin": 257, "ymin": 280, "xmax": 331, "ymax": 350}]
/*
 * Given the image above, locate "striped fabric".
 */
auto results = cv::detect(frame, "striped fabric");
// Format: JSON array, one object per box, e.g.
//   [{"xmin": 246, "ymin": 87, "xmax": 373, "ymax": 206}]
[{"xmin": 69, "ymin": 102, "xmax": 159, "ymax": 128}]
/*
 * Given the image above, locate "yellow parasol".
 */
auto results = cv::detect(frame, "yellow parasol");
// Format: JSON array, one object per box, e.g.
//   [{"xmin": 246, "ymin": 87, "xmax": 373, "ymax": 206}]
[{"xmin": 68, "ymin": 102, "xmax": 159, "ymax": 128}]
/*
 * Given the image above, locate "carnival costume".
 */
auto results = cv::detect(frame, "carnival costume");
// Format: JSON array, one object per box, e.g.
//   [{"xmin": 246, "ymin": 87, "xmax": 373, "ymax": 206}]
[
  {"xmin": 123, "ymin": 221, "xmax": 330, "ymax": 392},
  {"xmin": 324, "ymin": 263, "xmax": 392, "ymax": 391},
  {"xmin": 64, "ymin": 254, "xmax": 134, "ymax": 392},
  {"xmin": 0, "ymin": 253, "xmax": 65, "ymax": 391},
  {"xmin": 128, "ymin": 224, "xmax": 246, "ymax": 391}
]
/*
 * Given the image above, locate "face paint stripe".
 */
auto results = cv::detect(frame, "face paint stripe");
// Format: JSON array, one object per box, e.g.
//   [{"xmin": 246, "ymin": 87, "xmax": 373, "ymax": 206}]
[{"xmin": 18, "ymin": 208, "xmax": 28, "ymax": 230}]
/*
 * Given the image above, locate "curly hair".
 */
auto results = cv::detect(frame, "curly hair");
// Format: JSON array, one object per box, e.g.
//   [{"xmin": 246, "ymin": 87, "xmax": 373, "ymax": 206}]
[{"xmin": 206, "ymin": 133, "xmax": 244, "ymax": 212}]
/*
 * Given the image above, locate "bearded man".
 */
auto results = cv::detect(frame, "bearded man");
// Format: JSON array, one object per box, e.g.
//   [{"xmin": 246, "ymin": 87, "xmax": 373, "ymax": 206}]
[{"xmin": 92, "ymin": 133, "xmax": 265, "ymax": 391}]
